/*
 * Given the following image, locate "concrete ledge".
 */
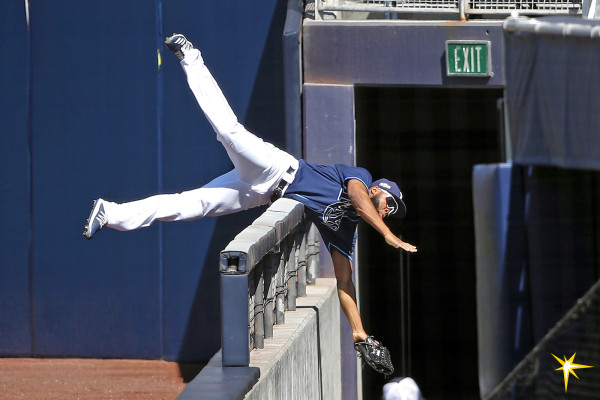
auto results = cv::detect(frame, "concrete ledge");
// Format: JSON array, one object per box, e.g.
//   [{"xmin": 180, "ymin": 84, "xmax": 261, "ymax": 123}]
[
  {"xmin": 177, "ymin": 278, "xmax": 340, "ymax": 400},
  {"xmin": 176, "ymin": 351, "xmax": 259, "ymax": 400},
  {"xmin": 245, "ymin": 278, "xmax": 341, "ymax": 400}
]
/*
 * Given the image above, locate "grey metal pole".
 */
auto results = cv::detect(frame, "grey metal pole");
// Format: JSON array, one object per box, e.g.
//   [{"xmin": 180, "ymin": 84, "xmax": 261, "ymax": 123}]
[
  {"xmin": 297, "ymin": 228, "xmax": 307, "ymax": 297},
  {"xmin": 263, "ymin": 252, "xmax": 276, "ymax": 339},
  {"xmin": 276, "ymin": 244, "xmax": 287, "ymax": 325},
  {"xmin": 306, "ymin": 223, "xmax": 319, "ymax": 284},
  {"xmin": 399, "ymin": 250, "xmax": 412, "ymax": 376},
  {"xmin": 406, "ymin": 252, "xmax": 412, "ymax": 376},
  {"xmin": 248, "ymin": 270, "xmax": 255, "ymax": 351},
  {"xmin": 287, "ymin": 235, "xmax": 297, "ymax": 311},
  {"xmin": 254, "ymin": 265, "xmax": 265, "ymax": 349}
]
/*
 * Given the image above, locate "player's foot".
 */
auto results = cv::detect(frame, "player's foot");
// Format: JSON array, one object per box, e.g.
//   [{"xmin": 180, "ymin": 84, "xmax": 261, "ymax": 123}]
[
  {"xmin": 354, "ymin": 336, "xmax": 395, "ymax": 378},
  {"xmin": 164, "ymin": 33, "xmax": 194, "ymax": 61},
  {"xmin": 83, "ymin": 199, "xmax": 108, "ymax": 240}
]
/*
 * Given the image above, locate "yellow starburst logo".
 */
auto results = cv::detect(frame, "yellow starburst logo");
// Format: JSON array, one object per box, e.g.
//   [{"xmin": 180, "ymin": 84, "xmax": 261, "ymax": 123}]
[{"xmin": 552, "ymin": 353, "xmax": 593, "ymax": 393}]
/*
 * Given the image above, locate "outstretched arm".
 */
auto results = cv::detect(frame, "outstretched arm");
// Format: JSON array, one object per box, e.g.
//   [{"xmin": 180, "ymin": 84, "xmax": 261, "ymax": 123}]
[{"xmin": 347, "ymin": 179, "xmax": 417, "ymax": 253}]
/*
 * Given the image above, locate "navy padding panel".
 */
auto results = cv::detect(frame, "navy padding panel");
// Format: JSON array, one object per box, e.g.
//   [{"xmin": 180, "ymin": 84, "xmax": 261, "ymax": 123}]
[
  {"xmin": 473, "ymin": 164, "xmax": 530, "ymax": 398},
  {"xmin": 524, "ymin": 166, "xmax": 597, "ymax": 343},
  {"xmin": 30, "ymin": 2, "xmax": 162, "ymax": 357},
  {"xmin": 0, "ymin": 2, "xmax": 32, "ymax": 355},
  {"xmin": 220, "ymin": 274, "xmax": 250, "ymax": 366},
  {"xmin": 161, "ymin": 0, "xmax": 287, "ymax": 362},
  {"xmin": 303, "ymin": 84, "xmax": 355, "ymax": 166},
  {"xmin": 302, "ymin": 83, "xmax": 357, "ymax": 400},
  {"xmin": 283, "ymin": 0, "xmax": 304, "ymax": 159}
]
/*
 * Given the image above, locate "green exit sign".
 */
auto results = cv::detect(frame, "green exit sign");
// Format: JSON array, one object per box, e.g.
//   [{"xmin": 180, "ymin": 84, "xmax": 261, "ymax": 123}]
[{"xmin": 446, "ymin": 40, "xmax": 492, "ymax": 77}]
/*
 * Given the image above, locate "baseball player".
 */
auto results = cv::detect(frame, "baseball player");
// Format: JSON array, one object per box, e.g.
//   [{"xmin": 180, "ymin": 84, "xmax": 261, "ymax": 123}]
[{"xmin": 84, "ymin": 34, "xmax": 417, "ymax": 375}]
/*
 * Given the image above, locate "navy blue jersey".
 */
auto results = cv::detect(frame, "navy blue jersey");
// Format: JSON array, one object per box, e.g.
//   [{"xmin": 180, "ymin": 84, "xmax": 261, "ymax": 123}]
[{"xmin": 284, "ymin": 160, "xmax": 373, "ymax": 260}]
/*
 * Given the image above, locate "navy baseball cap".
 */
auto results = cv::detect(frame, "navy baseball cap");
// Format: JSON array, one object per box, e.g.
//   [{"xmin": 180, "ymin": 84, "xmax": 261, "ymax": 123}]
[{"xmin": 372, "ymin": 178, "xmax": 407, "ymax": 219}]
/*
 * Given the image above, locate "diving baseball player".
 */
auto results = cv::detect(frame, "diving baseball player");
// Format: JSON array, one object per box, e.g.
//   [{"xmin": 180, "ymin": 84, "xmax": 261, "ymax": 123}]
[{"xmin": 84, "ymin": 34, "xmax": 417, "ymax": 376}]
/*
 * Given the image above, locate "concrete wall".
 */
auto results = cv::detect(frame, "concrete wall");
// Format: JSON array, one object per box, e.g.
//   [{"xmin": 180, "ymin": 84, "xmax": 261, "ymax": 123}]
[
  {"xmin": 177, "ymin": 278, "xmax": 341, "ymax": 400},
  {"xmin": 245, "ymin": 278, "xmax": 341, "ymax": 400}
]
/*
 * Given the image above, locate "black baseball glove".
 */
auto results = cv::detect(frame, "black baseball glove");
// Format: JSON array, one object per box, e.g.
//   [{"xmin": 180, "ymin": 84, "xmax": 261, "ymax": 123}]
[{"xmin": 354, "ymin": 336, "xmax": 395, "ymax": 378}]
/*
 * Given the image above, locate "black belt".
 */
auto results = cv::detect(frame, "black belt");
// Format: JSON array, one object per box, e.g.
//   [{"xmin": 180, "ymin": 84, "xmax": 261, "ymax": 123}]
[{"xmin": 270, "ymin": 166, "xmax": 296, "ymax": 203}]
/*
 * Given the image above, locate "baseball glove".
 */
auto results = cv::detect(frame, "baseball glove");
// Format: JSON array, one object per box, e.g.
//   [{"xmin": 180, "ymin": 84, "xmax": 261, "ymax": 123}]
[{"xmin": 354, "ymin": 336, "xmax": 395, "ymax": 378}]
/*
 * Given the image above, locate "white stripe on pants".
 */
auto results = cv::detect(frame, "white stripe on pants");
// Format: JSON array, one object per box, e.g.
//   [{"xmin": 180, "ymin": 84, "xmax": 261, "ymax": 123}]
[{"xmin": 104, "ymin": 48, "xmax": 297, "ymax": 231}]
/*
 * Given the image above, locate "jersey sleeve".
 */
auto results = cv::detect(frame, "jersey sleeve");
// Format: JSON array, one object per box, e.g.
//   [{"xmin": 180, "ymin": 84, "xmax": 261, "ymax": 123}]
[{"xmin": 340, "ymin": 165, "xmax": 373, "ymax": 193}]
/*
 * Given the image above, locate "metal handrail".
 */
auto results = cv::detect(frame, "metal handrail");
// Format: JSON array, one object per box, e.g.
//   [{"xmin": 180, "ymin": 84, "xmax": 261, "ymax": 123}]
[
  {"xmin": 219, "ymin": 199, "xmax": 320, "ymax": 367},
  {"xmin": 315, "ymin": 0, "xmax": 582, "ymax": 19}
]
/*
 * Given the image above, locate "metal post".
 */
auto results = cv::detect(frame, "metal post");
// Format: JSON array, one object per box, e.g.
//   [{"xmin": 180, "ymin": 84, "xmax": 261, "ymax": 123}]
[
  {"xmin": 406, "ymin": 252, "xmax": 412, "ymax": 376},
  {"xmin": 263, "ymin": 252, "xmax": 276, "ymax": 339},
  {"xmin": 399, "ymin": 250, "xmax": 412, "ymax": 376},
  {"xmin": 276, "ymin": 244, "xmax": 287, "ymax": 325},
  {"xmin": 297, "ymin": 228, "xmax": 307, "ymax": 297},
  {"xmin": 306, "ymin": 223, "xmax": 319, "ymax": 284},
  {"xmin": 254, "ymin": 264, "xmax": 265, "ymax": 349},
  {"xmin": 287, "ymin": 235, "xmax": 298, "ymax": 311},
  {"xmin": 459, "ymin": 0, "xmax": 467, "ymax": 20},
  {"xmin": 248, "ymin": 270, "xmax": 255, "ymax": 351},
  {"xmin": 221, "ymin": 273, "xmax": 250, "ymax": 367}
]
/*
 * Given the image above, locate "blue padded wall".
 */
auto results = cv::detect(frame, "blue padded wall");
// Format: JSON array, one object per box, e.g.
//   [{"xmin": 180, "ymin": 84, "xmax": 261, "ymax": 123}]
[
  {"xmin": 0, "ymin": 0, "xmax": 287, "ymax": 361},
  {"xmin": 302, "ymin": 83, "xmax": 358, "ymax": 400},
  {"xmin": 161, "ymin": 0, "xmax": 286, "ymax": 361},
  {"xmin": 30, "ymin": 1, "xmax": 162, "ymax": 358},
  {"xmin": 0, "ymin": 1, "xmax": 32, "ymax": 355},
  {"xmin": 473, "ymin": 163, "xmax": 600, "ymax": 396},
  {"xmin": 473, "ymin": 164, "xmax": 531, "ymax": 397}
]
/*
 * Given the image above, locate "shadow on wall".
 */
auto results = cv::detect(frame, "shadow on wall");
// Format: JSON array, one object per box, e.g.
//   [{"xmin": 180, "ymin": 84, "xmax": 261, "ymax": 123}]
[{"xmin": 176, "ymin": 209, "xmax": 264, "ymax": 365}]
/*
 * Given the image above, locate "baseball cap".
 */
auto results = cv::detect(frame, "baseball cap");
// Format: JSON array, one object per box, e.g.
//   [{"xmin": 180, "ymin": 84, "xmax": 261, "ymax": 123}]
[{"xmin": 372, "ymin": 178, "xmax": 407, "ymax": 219}]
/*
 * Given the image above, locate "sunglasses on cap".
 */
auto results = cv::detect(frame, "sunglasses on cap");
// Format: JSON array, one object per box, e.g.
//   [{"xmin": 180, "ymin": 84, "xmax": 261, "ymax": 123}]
[{"xmin": 380, "ymin": 189, "xmax": 399, "ymax": 216}]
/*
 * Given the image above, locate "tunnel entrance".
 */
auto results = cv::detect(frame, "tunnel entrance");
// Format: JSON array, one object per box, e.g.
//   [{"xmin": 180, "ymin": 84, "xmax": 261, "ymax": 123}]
[{"xmin": 355, "ymin": 86, "xmax": 503, "ymax": 400}]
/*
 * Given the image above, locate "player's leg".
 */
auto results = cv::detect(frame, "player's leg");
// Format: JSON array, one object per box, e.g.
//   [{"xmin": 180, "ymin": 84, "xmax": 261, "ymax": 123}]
[
  {"xmin": 331, "ymin": 249, "xmax": 395, "ymax": 377},
  {"xmin": 83, "ymin": 170, "xmax": 268, "ymax": 238},
  {"xmin": 331, "ymin": 249, "xmax": 368, "ymax": 343},
  {"xmin": 165, "ymin": 34, "xmax": 297, "ymax": 190}
]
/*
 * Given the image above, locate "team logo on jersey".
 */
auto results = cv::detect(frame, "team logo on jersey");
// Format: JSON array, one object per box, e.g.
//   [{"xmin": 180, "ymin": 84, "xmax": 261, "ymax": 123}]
[{"xmin": 322, "ymin": 191, "xmax": 354, "ymax": 231}]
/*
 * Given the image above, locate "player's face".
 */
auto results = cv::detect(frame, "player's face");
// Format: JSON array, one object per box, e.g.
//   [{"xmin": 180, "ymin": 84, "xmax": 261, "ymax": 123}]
[{"xmin": 371, "ymin": 192, "xmax": 392, "ymax": 219}]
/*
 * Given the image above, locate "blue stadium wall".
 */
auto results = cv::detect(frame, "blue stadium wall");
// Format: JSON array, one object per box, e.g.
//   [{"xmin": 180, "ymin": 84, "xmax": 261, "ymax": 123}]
[{"xmin": 0, "ymin": 0, "xmax": 289, "ymax": 361}]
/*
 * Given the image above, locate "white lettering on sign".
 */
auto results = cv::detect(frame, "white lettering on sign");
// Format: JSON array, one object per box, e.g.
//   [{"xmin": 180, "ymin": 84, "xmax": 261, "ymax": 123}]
[
  {"xmin": 454, "ymin": 45, "xmax": 484, "ymax": 73},
  {"xmin": 463, "ymin": 47, "xmax": 470, "ymax": 72},
  {"xmin": 454, "ymin": 47, "xmax": 461, "ymax": 72}
]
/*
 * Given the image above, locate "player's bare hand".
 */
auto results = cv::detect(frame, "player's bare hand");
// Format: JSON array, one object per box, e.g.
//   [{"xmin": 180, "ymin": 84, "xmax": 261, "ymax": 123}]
[
  {"xmin": 399, "ymin": 241, "xmax": 418, "ymax": 253},
  {"xmin": 385, "ymin": 234, "xmax": 418, "ymax": 253}
]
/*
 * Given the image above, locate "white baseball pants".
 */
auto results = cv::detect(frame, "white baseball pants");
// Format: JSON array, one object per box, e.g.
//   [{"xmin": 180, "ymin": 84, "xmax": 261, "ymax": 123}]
[{"xmin": 103, "ymin": 48, "xmax": 297, "ymax": 231}]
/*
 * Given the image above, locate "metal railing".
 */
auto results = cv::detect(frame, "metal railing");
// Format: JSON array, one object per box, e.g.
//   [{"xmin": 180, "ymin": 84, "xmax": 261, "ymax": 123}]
[
  {"xmin": 315, "ymin": 0, "xmax": 582, "ymax": 19},
  {"xmin": 219, "ymin": 199, "xmax": 320, "ymax": 367}
]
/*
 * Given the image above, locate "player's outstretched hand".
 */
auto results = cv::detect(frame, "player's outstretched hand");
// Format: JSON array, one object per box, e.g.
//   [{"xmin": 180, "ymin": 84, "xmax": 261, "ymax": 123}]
[
  {"xmin": 385, "ymin": 233, "xmax": 418, "ymax": 253},
  {"xmin": 399, "ymin": 240, "xmax": 418, "ymax": 253}
]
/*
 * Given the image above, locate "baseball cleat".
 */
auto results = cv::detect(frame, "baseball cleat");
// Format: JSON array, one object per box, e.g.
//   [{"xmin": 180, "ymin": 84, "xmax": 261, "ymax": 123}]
[
  {"xmin": 83, "ymin": 199, "xmax": 108, "ymax": 240},
  {"xmin": 164, "ymin": 33, "xmax": 194, "ymax": 61},
  {"xmin": 354, "ymin": 336, "xmax": 395, "ymax": 378}
]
